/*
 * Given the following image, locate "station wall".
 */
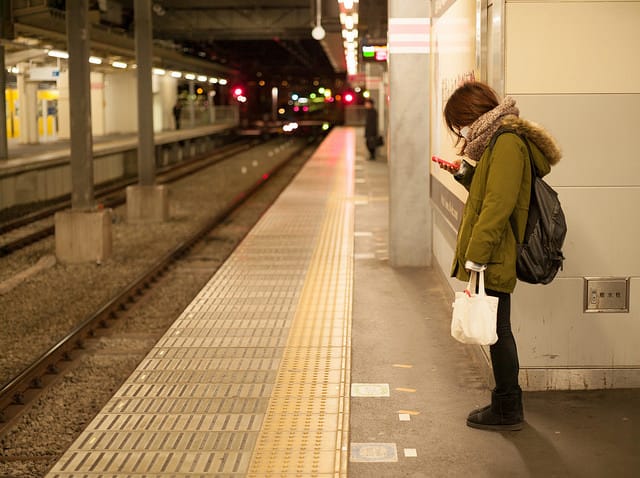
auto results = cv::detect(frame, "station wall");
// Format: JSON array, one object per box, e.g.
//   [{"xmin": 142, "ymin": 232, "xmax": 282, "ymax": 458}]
[{"xmin": 429, "ymin": 0, "xmax": 640, "ymax": 389}]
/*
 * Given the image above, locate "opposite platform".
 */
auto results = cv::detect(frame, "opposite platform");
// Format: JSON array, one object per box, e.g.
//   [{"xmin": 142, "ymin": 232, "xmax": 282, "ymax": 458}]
[{"xmin": 46, "ymin": 128, "xmax": 357, "ymax": 477}]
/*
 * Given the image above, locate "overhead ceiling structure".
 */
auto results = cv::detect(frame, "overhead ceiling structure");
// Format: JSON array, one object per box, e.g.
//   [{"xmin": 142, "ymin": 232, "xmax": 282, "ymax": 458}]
[
  {"xmin": 137, "ymin": 0, "xmax": 387, "ymax": 85},
  {"xmin": 149, "ymin": 0, "xmax": 342, "ymax": 78},
  {"xmin": 3, "ymin": 0, "xmax": 387, "ymax": 87}
]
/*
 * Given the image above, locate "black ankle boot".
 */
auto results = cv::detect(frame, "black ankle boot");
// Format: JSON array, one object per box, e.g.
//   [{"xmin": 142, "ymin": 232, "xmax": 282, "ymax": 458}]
[
  {"xmin": 467, "ymin": 403, "xmax": 491, "ymax": 419},
  {"xmin": 467, "ymin": 391, "xmax": 524, "ymax": 431}
]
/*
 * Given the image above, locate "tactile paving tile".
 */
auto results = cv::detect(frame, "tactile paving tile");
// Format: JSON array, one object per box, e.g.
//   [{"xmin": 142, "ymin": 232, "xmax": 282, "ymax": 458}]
[
  {"xmin": 46, "ymin": 129, "xmax": 355, "ymax": 477},
  {"xmin": 248, "ymin": 131, "xmax": 354, "ymax": 477}
]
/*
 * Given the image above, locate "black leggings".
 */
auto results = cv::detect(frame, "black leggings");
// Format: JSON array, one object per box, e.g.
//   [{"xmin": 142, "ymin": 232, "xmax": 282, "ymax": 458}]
[{"xmin": 485, "ymin": 289, "xmax": 521, "ymax": 396}]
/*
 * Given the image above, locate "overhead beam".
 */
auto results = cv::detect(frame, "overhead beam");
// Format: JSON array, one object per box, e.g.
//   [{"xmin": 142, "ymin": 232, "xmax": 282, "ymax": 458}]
[{"xmin": 153, "ymin": 7, "xmax": 313, "ymax": 41}]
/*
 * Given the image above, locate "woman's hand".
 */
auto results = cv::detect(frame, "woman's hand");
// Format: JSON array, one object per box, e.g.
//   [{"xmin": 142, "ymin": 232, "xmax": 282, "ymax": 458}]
[{"xmin": 439, "ymin": 160, "xmax": 461, "ymax": 174}]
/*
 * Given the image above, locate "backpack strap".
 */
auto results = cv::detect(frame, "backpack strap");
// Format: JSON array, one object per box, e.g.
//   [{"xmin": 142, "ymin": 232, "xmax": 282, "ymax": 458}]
[{"xmin": 488, "ymin": 129, "xmax": 536, "ymax": 243}]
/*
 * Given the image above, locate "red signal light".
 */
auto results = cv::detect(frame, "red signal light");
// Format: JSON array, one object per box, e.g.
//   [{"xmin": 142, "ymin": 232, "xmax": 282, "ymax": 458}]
[
  {"xmin": 232, "ymin": 86, "xmax": 247, "ymax": 103},
  {"xmin": 343, "ymin": 92, "xmax": 355, "ymax": 104}
]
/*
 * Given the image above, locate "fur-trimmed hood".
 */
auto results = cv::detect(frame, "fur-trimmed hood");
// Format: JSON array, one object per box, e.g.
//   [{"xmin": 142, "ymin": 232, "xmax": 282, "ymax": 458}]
[{"xmin": 500, "ymin": 115, "xmax": 562, "ymax": 166}]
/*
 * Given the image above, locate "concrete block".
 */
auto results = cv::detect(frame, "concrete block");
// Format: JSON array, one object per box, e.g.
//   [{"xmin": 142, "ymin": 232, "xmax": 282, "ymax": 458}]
[
  {"xmin": 126, "ymin": 184, "xmax": 169, "ymax": 223},
  {"xmin": 55, "ymin": 209, "xmax": 112, "ymax": 263}
]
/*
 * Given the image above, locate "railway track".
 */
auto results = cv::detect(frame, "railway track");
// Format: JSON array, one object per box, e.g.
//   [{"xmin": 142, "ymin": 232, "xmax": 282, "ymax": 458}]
[
  {"xmin": 0, "ymin": 135, "xmax": 322, "ymax": 440},
  {"xmin": 0, "ymin": 138, "xmax": 256, "ymax": 257}
]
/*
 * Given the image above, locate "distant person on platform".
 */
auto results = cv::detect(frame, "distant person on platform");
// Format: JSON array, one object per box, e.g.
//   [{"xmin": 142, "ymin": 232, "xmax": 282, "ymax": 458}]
[
  {"xmin": 364, "ymin": 98, "xmax": 380, "ymax": 160},
  {"xmin": 173, "ymin": 101, "xmax": 182, "ymax": 130}
]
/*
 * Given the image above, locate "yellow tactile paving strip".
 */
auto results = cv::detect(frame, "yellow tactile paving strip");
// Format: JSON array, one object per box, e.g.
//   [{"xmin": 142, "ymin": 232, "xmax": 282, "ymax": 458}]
[
  {"xmin": 248, "ymin": 131, "xmax": 354, "ymax": 477},
  {"xmin": 46, "ymin": 128, "xmax": 355, "ymax": 478}
]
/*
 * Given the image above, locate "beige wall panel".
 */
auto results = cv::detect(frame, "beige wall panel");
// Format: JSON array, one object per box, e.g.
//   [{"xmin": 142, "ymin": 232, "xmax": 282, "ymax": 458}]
[
  {"xmin": 513, "ymin": 278, "xmax": 640, "ymax": 368},
  {"xmin": 432, "ymin": 211, "xmax": 461, "ymax": 292},
  {"xmin": 513, "ymin": 94, "xmax": 640, "ymax": 187},
  {"xmin": 558, "ymin": 187, "xmax": 640, "ymax": 278},
  {"xmin": 90, "ymin": 72, "xmax": 105, "ymax": 136},
  {"xmin": 104, "ymin": 71, "xmax": 138, "ymax": 134},
  {"xmin": 505, "ymin": 2, "xmax": 640, "ymax": 94}
]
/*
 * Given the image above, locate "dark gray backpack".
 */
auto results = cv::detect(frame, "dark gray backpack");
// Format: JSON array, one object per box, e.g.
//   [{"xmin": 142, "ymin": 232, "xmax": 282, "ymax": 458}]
[{"xmin": 491, "ymin": 131, "xmax": 567, "ymax": 284}]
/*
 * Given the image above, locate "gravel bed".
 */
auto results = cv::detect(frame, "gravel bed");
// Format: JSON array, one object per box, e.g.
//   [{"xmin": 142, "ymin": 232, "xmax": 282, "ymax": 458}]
[
  {"xmin": 0, "ymin": 136, "xmax": 304, "ymax": 383},
  {"xmin": 0, "ymin": 135, "xmax": 315, "ymax": 477}
]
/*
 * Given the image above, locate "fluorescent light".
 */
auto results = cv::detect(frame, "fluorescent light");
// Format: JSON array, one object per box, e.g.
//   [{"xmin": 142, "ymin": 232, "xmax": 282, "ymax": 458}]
[
  {"xmin": 209, "ymin": 77, "xmax": 218, "ymax": 83},
  {"xmin": 47, "ymin": 50, "xmax": 69, "ymax": 59},
  {"xmin": 218, "ymin": 78, "xmax": 228, "ymax": 85},
  {"xmin": 170, "ymin": 70, "xmax": 182, "ymax": 78},
  {"xmin": 342, "ymin": 29, "xmax": 358, "ymax": 42},
  {"xmin": 111, "ymin": 61, "xmax": 127, "ymax": 69},
  {"xmin": 344, "ymin": 15, "xmax": 354, "ymax": 29},
  {"xmin": 340, "ymin": 0, "xmax": 357, "ymax": 9},
  {"xmin": 89, "ymin": 56, "xmax": 102, "ymax": 64},
  {"xmin": 152, "ymin": 68, "xmax": 166, "ymax": 75},
  {"xmin": 197, "ymin": 75, "xmax": 207, "ymax": 82},
  {"xmin": 184, "ymin": 73, "xmax": 196, "ymax": 80}
]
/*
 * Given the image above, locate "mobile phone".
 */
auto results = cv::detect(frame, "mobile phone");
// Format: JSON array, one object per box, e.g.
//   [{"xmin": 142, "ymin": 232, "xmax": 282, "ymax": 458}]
[{"xmin": 431, "ymin": 155, "xmax": 460, "ymax": 171}]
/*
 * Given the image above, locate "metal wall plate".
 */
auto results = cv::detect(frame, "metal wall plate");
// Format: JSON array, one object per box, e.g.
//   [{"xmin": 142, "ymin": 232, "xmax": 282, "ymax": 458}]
[{"xmin": 583, "ymin": 277, "xmax": 630, "ymax": 313}]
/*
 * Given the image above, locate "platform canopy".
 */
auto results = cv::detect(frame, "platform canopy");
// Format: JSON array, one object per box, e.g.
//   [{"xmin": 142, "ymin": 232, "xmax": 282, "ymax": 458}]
[{"xmin": 3, "ymin": 0, "xmax": 388, "ymax": 85}]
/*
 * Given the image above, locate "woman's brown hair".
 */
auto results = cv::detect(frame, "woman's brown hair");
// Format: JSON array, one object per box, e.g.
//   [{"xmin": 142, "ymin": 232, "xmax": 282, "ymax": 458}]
[{"xmin": 444, "ymin": 81, "xmax": 500, "ymax": 139}]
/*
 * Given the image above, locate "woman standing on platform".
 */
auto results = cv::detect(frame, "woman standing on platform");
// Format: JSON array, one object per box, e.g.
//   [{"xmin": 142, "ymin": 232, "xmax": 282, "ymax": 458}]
[{"xmin": 440, "ymin": 81, "xmax": 561, "ymax": 431}]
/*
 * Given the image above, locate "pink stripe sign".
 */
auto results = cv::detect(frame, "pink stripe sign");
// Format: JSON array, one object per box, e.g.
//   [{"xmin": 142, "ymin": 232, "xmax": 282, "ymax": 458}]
[{"xmin": 388, "ymin": 18, "xmax": 431, "ymax": 54}]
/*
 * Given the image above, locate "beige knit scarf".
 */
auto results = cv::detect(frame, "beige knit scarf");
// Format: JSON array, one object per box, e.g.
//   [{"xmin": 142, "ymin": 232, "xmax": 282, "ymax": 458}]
[{"xmin": 463, "ymin": 97, "xmax": 520, "ymax": 162}]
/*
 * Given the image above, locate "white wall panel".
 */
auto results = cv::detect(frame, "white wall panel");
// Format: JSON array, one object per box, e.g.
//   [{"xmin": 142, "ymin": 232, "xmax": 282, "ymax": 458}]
[
  {"xmin": 505, "ymin": 2, "xmax": 640, "ymax": 94},
  {"xmin": 513, "ymin": 278, "xmax": 640, "ymax": 368},
  {"xmin": 104, "ymin": 71, "xmax": 138, "ymax": 134},
  {"xmin": 90, "ymin": 72, "xmax": 105, "ymax": 136},
  {"xmin": 513, "ymin": 94, "xmax": 640, "ymax": 188},
  {"xmin": 555, "ymin": 187, "xmax": 640, "ymax": 278}
]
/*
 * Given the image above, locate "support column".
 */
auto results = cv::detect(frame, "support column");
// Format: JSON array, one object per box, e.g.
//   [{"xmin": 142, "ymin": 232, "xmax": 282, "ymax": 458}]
[
  {"xmin": 387, "ymin": 0, "xmax": 432, "ymax": 267},
  {"xmin": 126, "ymin": 0, "xmax": 168, "ymax": 223},
  {"xmin": 55, "ymin": 0, "xmax": 112, "ymax": 263},
  {"xmin": 0, "ymin": 46, "xmax": 8, "ymax": 160},
  {"xmin": 17, "ymin": 65, "xmax": 38, "ymax": 145}
]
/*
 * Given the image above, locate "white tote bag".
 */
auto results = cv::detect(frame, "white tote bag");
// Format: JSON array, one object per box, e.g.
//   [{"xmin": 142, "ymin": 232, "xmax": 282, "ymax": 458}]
[{"xmin": 451, "ymin": 270, "xmax": 499, "ymax": 345}]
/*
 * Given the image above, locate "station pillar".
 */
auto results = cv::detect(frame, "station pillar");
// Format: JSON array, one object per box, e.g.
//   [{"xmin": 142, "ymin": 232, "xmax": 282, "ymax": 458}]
[
  {"xmin": 126, "ymin": 0, "xmax": 168, "ymax": 223},
  {"xmin": 16, "ymin": 64, "xmax": 39, "ymax": 145},
  {"xmin": 387, "ymin": 0, "xmax": 432, "ymax": 266},
  {"xmin": 55, "ymin": 0, "xmax": 112, "ymax": 263}
]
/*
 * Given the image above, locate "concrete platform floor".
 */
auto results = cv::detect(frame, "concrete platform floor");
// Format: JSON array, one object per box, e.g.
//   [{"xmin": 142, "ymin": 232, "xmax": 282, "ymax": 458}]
[{"xmin": 349, "ymin": 144, "xmax": 640, "ymax": 477}]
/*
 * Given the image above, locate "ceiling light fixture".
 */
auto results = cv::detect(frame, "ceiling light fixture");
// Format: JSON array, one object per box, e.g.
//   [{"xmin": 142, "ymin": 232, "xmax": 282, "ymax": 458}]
[
  {"xmin": 47, "ymin": 50, "xmax": 69, "ymax": 59},
  {"xmin": 312, "ymin": 0, "xmax": 326, "ymax": 40}
]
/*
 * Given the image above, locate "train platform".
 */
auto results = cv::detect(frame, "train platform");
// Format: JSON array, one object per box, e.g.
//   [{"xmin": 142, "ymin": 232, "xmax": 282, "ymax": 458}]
[
  {"xmin": 0, "ymin": 122, "xmax": 238, "ymax": 213},
  {"xmin": 45, "ymin": 127, "xmax": 639, "ymax": 477},
  {"xmin": 0, "ymin": 123, "xmax": 236, "ymax": 173}
]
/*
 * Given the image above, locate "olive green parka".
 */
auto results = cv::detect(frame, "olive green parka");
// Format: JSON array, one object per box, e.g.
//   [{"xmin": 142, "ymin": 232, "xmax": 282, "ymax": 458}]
[{"xmin": 452, "ymin": 116, "xmax": 562, "ymax": 293}]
